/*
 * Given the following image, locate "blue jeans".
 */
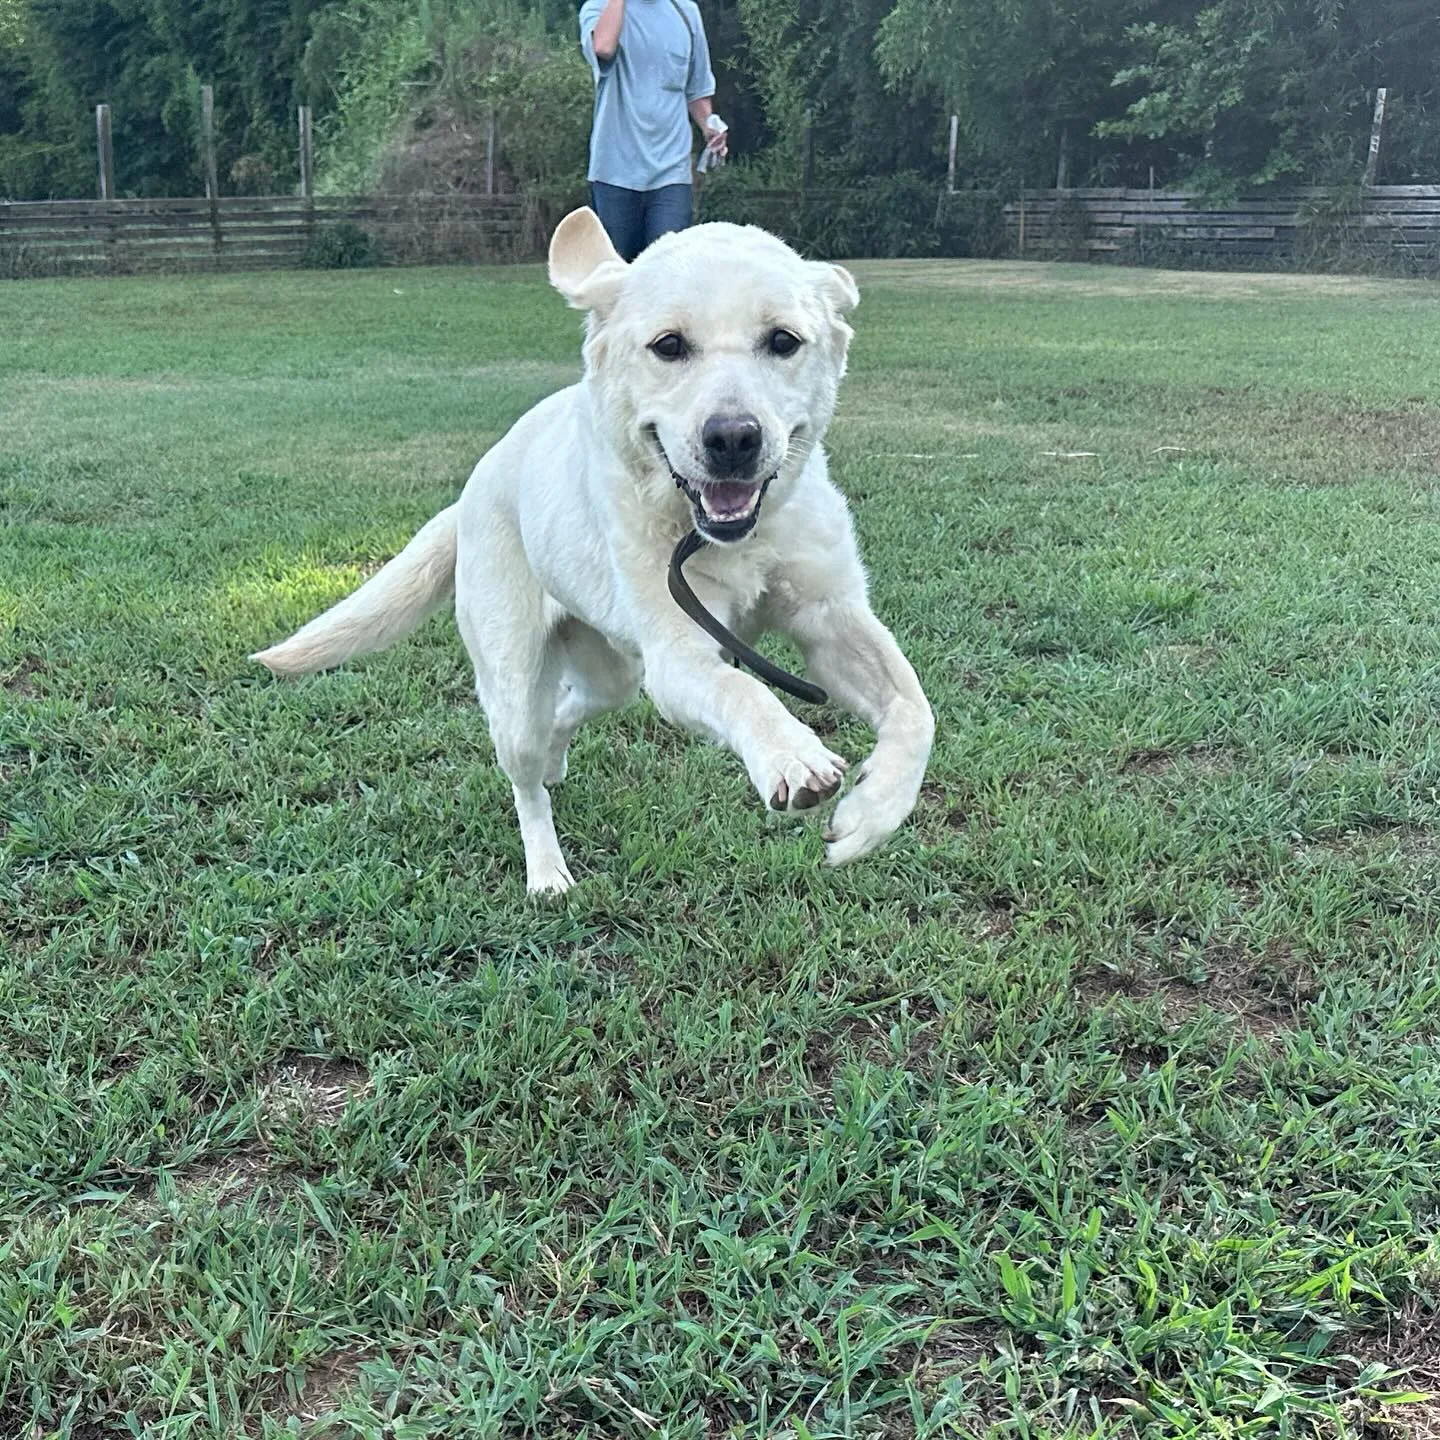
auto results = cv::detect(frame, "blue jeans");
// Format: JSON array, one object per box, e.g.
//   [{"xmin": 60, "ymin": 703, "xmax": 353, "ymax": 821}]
[{"xmin": 589, "ymin": 181, "xmax": 693, "ymax": 262}]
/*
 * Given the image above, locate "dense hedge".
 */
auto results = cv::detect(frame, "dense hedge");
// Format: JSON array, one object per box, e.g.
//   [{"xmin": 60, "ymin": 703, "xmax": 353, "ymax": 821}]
[{"xmin": 698, "ymin": 172, "xmax": 1006, "ymax": 260}]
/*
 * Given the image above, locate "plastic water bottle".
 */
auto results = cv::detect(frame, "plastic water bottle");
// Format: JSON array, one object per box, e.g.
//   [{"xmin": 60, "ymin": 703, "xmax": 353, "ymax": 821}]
[{"xmin": 697, "ymin": 115, "xmax": 728, "ymax": 174}]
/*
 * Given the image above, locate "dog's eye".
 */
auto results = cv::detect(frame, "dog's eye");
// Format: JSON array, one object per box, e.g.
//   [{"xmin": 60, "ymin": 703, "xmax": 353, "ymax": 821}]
[
  {"xmin": 768, "ymin": 328, "xmax": 802, "ymax": 357},
  {"xmin": 649, "ymin": 332, "xmax": 688, "ymax": 361}
]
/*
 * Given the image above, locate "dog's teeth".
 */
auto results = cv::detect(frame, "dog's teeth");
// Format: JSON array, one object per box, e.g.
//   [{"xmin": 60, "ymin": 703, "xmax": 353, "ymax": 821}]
[{"xmin": 699, "ymin": 486, "xmax": 760, "ymax": 520}]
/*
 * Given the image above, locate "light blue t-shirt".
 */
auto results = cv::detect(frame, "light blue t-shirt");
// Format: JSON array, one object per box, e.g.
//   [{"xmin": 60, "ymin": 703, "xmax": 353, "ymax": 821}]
[{"xmin": 580, "ymin": 0, "xmax": 716, "ymax": 192}]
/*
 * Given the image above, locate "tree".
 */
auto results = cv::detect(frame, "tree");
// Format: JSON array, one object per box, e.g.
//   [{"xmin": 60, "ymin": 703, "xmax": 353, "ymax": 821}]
[
  {"xmin": 1101, "ymin": 0, "xmax": 1440, "ymax": 190},
  {"xmin": 314, "ymin": 0, "xmax": 592, "ymax": 198},
  {"xmin": 733, "ymin": 0, "xmax": 941, "ymax": 184},
  {"xmin": 1, "ymin": 0, "xmax": 335, "ymax": 197},
  {"xmin": 876, "ymin": 0, "xmax": 1157, "ymax": 186},
  {"xmin": 4, "ymin": 0, "xmax": 1438, "ymax": 205}
]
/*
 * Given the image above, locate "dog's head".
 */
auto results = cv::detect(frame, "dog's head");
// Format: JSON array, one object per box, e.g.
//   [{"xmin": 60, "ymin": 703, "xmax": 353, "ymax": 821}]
[{"xmin": 548, "ymin": 207, "xmax": 858, "ymax": 544}]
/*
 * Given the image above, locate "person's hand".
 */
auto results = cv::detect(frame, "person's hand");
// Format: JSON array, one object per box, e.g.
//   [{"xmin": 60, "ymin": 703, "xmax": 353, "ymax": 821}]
[{"xmin": 705, "ymin": 115, "xmax": 729, "ymax": 159}]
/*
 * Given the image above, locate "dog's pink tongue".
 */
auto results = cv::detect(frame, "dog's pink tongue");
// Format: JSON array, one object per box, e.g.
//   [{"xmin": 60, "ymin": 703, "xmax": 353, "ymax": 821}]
[{"xmin": 704, "ymin": 481, "xmax": 755, "ymax": 515}]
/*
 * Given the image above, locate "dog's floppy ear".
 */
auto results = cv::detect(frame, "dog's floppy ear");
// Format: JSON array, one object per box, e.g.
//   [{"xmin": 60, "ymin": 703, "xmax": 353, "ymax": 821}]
[
  {"xmin": 549, "ymin": 208, "xmax": 627, "ymax": 315},
  {"xmin": 811, "ymin": 261, "xmax": 858, "ymax": 365},
  {"xmin": 814, "ymin": 261, "xmax": 860, "ymax": 315}
]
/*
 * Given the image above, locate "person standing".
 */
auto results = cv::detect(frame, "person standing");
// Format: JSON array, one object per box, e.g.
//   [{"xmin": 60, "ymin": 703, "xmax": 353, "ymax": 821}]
[{"xmin": 579, "ymin": 0, "xmax": 729, "ymax": 262}]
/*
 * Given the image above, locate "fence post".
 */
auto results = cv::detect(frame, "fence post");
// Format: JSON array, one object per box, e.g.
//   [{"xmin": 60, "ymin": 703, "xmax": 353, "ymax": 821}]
[
  {"xmin": 298, "ymin": 105, "xmax": 314, "ymax": 255},
  {"xmin": 946, "ymin": 114, "xmax": 958, "ymax": 194},
  {"xmin": 1017, "ymin": 191, "xmax": 1026, "ymax": 256},
  {"xmin": 1363, "ymin": 87, "xmax": 1388, "ymax": 187},
  {"xmin": 296, "ymin": 105, "xmax": 313, "ymax": 203},
  {"xmin": 201, "ymin": 86, "xmax": 222, "ymax": 262},
  {"xmin": 200, "ymin": 85, "xmax": 218, "ymax": 199},
  {"xmin": 95, "ymin": 104, "xmax": 114, "ymax": 200},
  {"xmin": 1144, "ymin": 167, "xmax": 1155, "ymax": 261},
  {"xmin": 95, "ymin": 102, "xmax": 117, "ymax": 269},
  {"xmin": 298, "ymin": 105, "xmax": 313, "ymax": 198},
  {"xmin": 485, "ymin": 109, "xmax": 496, "ymax": 196},
  {"xmin": 1055, "ymin": 127, "xmax": 1070, "ymax": 190}
]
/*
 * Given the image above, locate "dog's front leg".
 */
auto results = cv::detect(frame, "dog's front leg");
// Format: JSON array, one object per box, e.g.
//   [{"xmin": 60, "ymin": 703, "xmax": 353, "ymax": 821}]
[
  {"xmin": 643, "ymin": 640, "xmax": 847, "ymax": 813},
  {"xmin": 787, "ymin": 600, "xmax": 934, "ymax": 865}
]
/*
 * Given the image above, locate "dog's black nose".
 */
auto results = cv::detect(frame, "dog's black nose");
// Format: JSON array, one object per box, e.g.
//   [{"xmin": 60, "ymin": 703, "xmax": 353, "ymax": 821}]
[{"xmin": 702, "ymin": 412, "xmax": 763, "ymax": 478}]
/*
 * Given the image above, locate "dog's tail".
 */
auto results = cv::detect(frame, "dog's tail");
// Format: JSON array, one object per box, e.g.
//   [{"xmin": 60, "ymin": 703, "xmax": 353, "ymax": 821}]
[{"xmin": 251, "ymin": 504, "xmax": 459, "ymax": 677}]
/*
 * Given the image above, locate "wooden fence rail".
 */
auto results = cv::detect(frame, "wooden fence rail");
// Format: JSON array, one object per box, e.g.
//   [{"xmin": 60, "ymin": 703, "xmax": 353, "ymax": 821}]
[
  {"xmin": 1003, "ymin": 186, "xmax": 1440, "ymax": 263},
  {"xmin": 0, "ymin": 194, "xmax": 535, "ymax": 275}
]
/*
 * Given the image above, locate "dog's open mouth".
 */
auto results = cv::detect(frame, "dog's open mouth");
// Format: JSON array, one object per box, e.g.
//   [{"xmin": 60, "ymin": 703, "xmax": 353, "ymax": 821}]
[
  {"xmin": 680, "ymin": 473, "xmax": 772, "ymax": 541},
  {"xmin": 648, "ymin": 428, "xmax": 773, "ymax": 541},
  {"xmin": 697, "ymin": 479, "xmax": 762, "ymax": 524}
]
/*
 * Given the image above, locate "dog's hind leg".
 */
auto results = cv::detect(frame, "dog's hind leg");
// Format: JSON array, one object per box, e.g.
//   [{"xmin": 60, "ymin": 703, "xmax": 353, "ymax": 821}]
[
  {"xmin": 545, "ymin": 621, "xmax": 642, "ymax": 785},
  {"xmin": 456, "ymin": 527, "xmax": 574, "ymax": 895}
]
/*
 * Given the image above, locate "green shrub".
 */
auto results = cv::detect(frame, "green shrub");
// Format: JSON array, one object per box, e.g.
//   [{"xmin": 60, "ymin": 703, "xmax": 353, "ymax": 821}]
[
  {"xmin": 317, "ymin": 0, "xmax": 590, "ymax": 203},
  {"xmin": 0, "ymin": 135, "xmax": 89, "ymax": 202},
  {"xmin": 301, "ymin": 220, "xmax": 384, "ymax": 269},
  {"xmin": 1047, "ymin": 192, "xmax": 1093, "ymax": 261},
  {"xmin": 697, "ymin": 170, "xmax": 1005, "ymax": 260},
  {"xmin": 935, "ymin": 190, "xmax": 1009, "ymax": 258}
]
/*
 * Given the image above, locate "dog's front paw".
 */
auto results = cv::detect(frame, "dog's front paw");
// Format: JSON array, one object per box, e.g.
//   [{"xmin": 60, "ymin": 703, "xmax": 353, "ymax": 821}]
[
  {"xmin": 823, "ymin": 762, "xmax": 920, "ymax": 865},
  {"xmin": 526, "ymin": 854, "xmax": 576, "ymax": 895},
  {"xmin": 755, "ymin": 736, "xmax": 847, "ymax": 815}
]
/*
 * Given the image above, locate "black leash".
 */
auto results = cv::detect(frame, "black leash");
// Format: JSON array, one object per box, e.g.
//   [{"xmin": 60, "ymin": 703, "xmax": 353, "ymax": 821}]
[{"xmin": 667, "ymin": 529, "xmax": 829, "ymax": 706}]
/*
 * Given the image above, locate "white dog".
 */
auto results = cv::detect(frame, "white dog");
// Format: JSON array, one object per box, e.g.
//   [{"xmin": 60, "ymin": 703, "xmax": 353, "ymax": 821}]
[{"xmin": 253, "ymin": 208, "xmax": 933, "ymax": 893}]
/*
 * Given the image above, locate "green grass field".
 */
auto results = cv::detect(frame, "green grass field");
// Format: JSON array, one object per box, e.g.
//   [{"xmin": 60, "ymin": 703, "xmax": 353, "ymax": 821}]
[{"xmin": 6, "ymin": 257, "xmax": 1440, "ymax": 1438}]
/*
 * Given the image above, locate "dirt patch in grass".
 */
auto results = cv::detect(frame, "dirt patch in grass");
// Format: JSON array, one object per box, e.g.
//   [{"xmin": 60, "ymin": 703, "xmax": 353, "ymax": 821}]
[
  {"xmin": 3, "ymin": 654, "xmax": 47, "ymax": 696},
  {"xmin": 1378, "ymin": 827, "xmax": 1440, "ymax": 865},
  {"xmin": 1194, "ymin": 392, "xmax": 1440, "ymax": 481},
  {"xmin": 1398, "ymin": 831, "xmax": 1440, "ymax": 869},
  {"xmin": 96, "ymin": 1049, "xmax": 144, "ymax": 1085},
  {"xmin": 982, "ymin": 599, "xmax": 1021, "ymax": 622},
  {"xmin": 1077, "ymin": 938, "xmax": 1301, "ymax": 1040},
  {"xmin": 1300, "ymin": 821, "xmax": 1438, "ymax": 867},
  {"xmin": 1120, "ymin": 744, "xmax": 1233, "ymax": 779},
  {"xmin": 294, "ymin": 1348, "xmax": 370, "ymax": 1419},
  {"xmin": 1353, "ymin": 1299, "xmax": 1440, "ymax": 1439},
  {"xmin": 0, "ymin": 914, "xmax": 53, "ymax": 956},
  {"xmin": 174, "ymin": 1142, "xmax": 277, "ymax": 1205},
  {"xmin": 803, "ymin": 993, "xmax": 943, "ymax": 1083},
  {"xmin": 912, "ymin": 1320, "xmax": 1001, "ymax": 1389},
  {"xmin": 977, "ymin": 906, "xmax": 1015, "ymax": 941},
  {"xmin": 115, "ymin": 1141, "xmax": 295, "ymax": 1222},
  {"xmin": 254, "ymin": 1347, "xmax": 373, "ymax": 1436},
  {"xmin": 914, "ymin": 781, "xmax": 997, "ymax": 846},
  {"xmin": 260, "ymin": 1054, "xmax": 371, "ymax": 1128}
]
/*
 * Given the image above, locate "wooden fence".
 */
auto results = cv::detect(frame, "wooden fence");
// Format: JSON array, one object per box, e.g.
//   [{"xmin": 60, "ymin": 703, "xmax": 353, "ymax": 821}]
[
  {"xmin": 1003, "ymin": 187, "xmax": 1440, "ymax": 264},
  {"xmin": 0, "ymin": 193, "xmax": 535, "ymax": 276},
  {"xmin": 8, "ymin": 185, "xmax": 1440, "ymax": 276}
]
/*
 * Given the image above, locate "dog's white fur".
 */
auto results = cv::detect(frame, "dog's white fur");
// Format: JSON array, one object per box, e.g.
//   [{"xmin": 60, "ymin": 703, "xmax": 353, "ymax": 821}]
[{"xmin": 253, "ymin": 209, "xmax": 933, "ymax": 893}]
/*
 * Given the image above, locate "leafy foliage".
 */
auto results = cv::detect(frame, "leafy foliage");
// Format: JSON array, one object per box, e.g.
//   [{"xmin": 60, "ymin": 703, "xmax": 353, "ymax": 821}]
[
  {"xmin": 699, "ymin": 169, "xmax": 1006, "ymax": 259},
  {"xmin": 877, "ymin": 0, "xmax": 1440, "ymax": 190},
  {"xmin": 877, "ymin": 0, "xmax": 1156, "ymax": 186},
  {"xmin": 307, "ymin": 0, "xmax": 590, "ymax": 200},
  {"xmin": 300, "ymin": 218, "xmax": 384, "ymax": 267},
  {"xmin": 2, "ymin": 0, "xmax": 1439, "ymax": 202},
  {"xmin": 0, "ymin": 0, "xmax": 22, "ymax": 47},
  {"xmin": 1099, "ymin": 0, "xmax": 1440, "ymax": 191}
]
